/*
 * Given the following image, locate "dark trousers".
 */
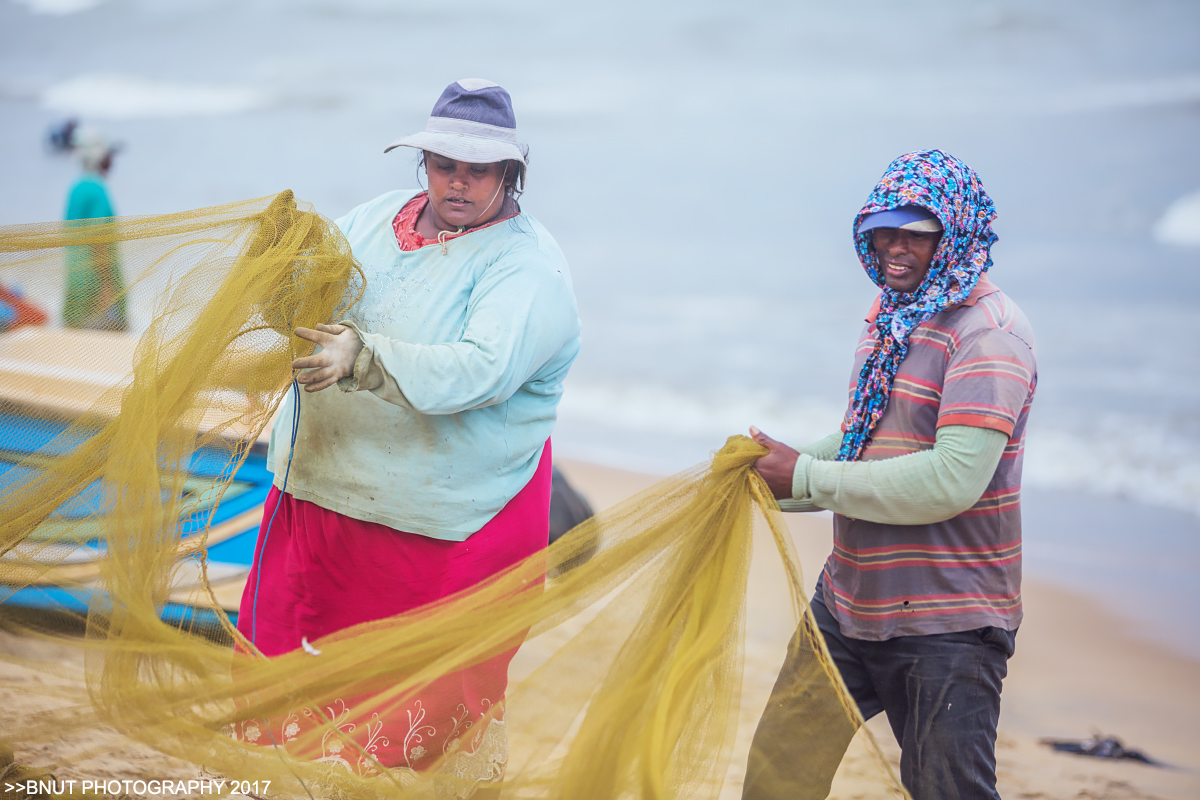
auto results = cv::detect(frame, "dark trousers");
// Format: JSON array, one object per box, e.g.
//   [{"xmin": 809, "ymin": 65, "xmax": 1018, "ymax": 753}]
[{"xmin": 742, "ymin": 587, "xmax": 1016, "ymax": 800}]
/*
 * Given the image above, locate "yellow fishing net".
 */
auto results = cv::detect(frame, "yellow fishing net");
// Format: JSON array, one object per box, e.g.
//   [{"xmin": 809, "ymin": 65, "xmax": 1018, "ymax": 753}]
[{"xmin": 0, "ymin": 192, "xmax": 906, "ymax": 800}]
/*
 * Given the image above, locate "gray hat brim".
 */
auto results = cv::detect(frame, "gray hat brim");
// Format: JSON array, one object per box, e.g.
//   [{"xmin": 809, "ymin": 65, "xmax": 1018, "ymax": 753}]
[{"xmin": 384, "ymin": 131, "xmax": 527, "ymax": 165}]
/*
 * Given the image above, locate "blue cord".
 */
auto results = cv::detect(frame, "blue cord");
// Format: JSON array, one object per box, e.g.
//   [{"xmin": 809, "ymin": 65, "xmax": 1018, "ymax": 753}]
[
  {"xmin": 243, "ymin": 381, "xmax": 318, "ymax": 800},
  {"xmin": 250, "ymin": 378, "xmax": 300, "ymax": 646}
]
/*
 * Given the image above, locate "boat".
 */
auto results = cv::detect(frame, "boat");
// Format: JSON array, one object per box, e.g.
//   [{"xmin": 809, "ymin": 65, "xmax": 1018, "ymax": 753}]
[{"xmin": 0, "ymin": 326, "xmax": 270, "ymax": 628}]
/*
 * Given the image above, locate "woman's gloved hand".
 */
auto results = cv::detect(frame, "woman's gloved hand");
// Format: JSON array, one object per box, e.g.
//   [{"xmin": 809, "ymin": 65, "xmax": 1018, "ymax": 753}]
[{"xmin": 292, "ymin": 323, "xmax": 365, "ymax": 392}]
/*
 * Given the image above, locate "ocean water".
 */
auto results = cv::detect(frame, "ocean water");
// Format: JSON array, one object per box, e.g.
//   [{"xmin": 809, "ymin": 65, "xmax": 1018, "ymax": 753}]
[{"xmin": 1, "ymin": 0, "xmax": 1198, "ymax": 655}]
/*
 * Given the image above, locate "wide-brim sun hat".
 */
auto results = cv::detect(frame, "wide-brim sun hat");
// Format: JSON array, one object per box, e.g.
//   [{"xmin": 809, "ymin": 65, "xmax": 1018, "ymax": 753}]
[{"xmin": 385, "ymin": 79, "xmax": 528, "ymax": 165}]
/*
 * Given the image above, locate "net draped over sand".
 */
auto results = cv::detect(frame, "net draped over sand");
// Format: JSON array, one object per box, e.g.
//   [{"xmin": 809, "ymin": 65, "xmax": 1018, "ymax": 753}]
[{"xmin": 0, "ymin": 193, "xmax": 905, "ymax": 800}]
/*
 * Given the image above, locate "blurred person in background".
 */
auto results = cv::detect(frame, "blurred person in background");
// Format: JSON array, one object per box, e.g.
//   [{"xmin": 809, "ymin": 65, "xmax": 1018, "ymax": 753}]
[
  {"xmin": 51, "ymin": 120, "xmax": 128, "ymax": 331},
  {"xmin": 232, "ymin": 79, "xmax": 581, "ymax": 794},
  {"xmin": 744, "ymin": 150, "xmax": 1037, "ymax": 800}
]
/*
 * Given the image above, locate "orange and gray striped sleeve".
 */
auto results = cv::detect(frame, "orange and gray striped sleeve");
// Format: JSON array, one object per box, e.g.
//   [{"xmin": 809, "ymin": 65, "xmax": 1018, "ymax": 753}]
[{"xmin": 937, "ymin": 328, "xmax": 1036, "ymax": 436}]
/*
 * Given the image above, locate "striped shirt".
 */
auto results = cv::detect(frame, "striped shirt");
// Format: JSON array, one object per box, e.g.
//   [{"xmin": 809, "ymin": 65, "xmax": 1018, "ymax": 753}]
[{"xmin": 823, "ymin": 277, "xmax": 1038, "ymax": 639}]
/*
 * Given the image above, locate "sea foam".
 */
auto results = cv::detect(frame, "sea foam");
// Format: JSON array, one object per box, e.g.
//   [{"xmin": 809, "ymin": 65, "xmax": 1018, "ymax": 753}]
[
  {"xmin": 557, "ymin": 381, "xmax": 1200, "ymax": 519},
  {"xmin": 41, "ymin": 74, "xmax": 266, "ymax": 119},
  {"xmin": 1155, "ymin": 190, "xmax": 1200, "ymax": 247},
  {"xmin": 12, "ymin": 0, "xmax": 102, "ymax": 15}
]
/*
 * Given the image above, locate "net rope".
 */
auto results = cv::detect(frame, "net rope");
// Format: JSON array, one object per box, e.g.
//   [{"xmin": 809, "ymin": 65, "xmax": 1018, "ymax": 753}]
[{"xmin": 0, "ymin": 192, "xmax": 906, "ymax": 800}]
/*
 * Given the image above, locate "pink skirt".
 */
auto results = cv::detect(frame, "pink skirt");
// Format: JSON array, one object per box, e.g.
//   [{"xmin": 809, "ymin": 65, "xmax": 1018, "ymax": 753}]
[{"xmin": 230, "ymin": 441, "xmax": 553, "ymax": 779}]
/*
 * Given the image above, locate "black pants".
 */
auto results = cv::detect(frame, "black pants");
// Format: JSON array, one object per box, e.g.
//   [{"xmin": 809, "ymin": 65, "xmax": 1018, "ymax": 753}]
[{"xmin": 742, "ymin": 586, "xmax": 1016, "ymax": 800}]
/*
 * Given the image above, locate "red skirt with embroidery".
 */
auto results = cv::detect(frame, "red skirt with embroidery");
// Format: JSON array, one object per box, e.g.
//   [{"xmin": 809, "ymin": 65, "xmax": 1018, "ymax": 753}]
[{"xmin": 231, "ymin": 441, "xmax": 552, "ymax": 778}]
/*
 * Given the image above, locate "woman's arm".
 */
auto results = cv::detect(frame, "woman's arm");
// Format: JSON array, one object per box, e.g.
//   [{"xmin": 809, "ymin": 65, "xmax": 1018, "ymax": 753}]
[{"xmin": 296, "ymin": 251, "xmax": 578, "ymax": 414}]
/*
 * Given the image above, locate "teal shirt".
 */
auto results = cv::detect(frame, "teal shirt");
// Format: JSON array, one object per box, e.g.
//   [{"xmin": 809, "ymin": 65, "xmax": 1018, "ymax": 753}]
[
  {"xmin": 63, "ymin": 173, "xmax": 126, "ymax": 330},
  {"xmin": 65, "ymin": 173, "xmax": 115, "ymax": 221},
  {"xmin": 267, "ymin": 190, "xmax": 581, "ymax": 540}
]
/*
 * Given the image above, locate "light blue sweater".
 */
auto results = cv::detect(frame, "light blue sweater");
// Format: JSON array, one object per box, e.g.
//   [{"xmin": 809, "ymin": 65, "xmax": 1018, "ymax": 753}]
[{"xmin": 267, "ymin": 190, "xmax": 581, "ymax": 541}]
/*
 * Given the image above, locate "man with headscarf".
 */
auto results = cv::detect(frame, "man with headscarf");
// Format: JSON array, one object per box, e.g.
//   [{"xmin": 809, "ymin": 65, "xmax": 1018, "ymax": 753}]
[{"xmin": 743, "ymin": 150, "xmax": 1037, "ymax": 800}]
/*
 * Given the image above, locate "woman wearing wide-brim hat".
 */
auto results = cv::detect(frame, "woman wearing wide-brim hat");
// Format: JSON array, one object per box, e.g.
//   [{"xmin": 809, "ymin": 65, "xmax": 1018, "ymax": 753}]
[{"xmin": 232, "ymin": 79, "xmax": 581, "ymax": 791}]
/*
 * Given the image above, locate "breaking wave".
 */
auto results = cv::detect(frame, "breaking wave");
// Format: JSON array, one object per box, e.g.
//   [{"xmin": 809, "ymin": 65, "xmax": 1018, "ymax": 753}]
[
  {"xmin": 42, "ymin": 74, "xmax": 266, "ymax": 119},
  {"xmin": 557, "ymin": 381, "xmax": 1200, "ymax": 519}
]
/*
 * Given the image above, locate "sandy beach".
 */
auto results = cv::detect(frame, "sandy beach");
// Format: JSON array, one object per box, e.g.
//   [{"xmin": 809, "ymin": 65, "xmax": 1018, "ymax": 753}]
[{"xmin": 0, "ymin": 455, "xmax": 1196, "ymax": 800}]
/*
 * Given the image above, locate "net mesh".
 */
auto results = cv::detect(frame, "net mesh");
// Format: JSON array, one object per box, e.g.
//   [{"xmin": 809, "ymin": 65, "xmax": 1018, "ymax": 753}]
[{"xmin": 0, "ymin": 192, "xmax": 906, "ymax": 800}]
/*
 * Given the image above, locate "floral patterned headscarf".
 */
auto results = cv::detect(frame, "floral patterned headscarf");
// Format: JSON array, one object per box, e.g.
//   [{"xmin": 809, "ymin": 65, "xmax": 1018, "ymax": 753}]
[{"xmin": 837, "ymin": 150, "xmax": 998, "ymax": 462}]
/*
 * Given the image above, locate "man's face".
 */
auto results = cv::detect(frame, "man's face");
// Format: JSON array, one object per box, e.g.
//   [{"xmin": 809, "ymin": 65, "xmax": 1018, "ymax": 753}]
[
  {"xmin": 870, "ymin": 228, "xmax": 942, "ymax": 293},
  {"xmin": 424, "ymin": 153, "xmax": 508, "ymax": 230}
]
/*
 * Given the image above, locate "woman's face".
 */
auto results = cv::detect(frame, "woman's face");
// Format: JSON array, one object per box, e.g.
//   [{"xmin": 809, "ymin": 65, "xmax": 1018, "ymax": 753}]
[{"xmin": 424, "ymin": 153, "xmax": 509, "ymax": 230}]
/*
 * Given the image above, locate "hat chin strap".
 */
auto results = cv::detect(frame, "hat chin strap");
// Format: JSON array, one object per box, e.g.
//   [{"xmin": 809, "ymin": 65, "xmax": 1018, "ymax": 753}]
[
  {"xmin": 480, "ymin": 166, "xmax": 508, "ymax": 220},
  {"xmin": 437, "ymin": 228, "xmax": 462, "ymax": 256}
]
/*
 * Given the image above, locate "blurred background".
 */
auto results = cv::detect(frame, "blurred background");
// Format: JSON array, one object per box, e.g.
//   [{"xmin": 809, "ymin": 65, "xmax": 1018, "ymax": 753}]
[{"xmin": 1, "ymin": 0, "xmax": 1198, "ymax": 656}]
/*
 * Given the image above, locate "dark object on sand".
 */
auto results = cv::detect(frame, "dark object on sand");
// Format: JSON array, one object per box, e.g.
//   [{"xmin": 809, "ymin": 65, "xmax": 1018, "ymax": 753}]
[
  {"xmin": 1039, "ymin": 735, "xmax": 1163, "ymax": 766},
  {"xmin": 549, "ymin": 465, "xmax": 595, "ymax": 544},
  {"xmin": 547, "ymin": 466, "xmax": 597, "ymax": 576}
]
